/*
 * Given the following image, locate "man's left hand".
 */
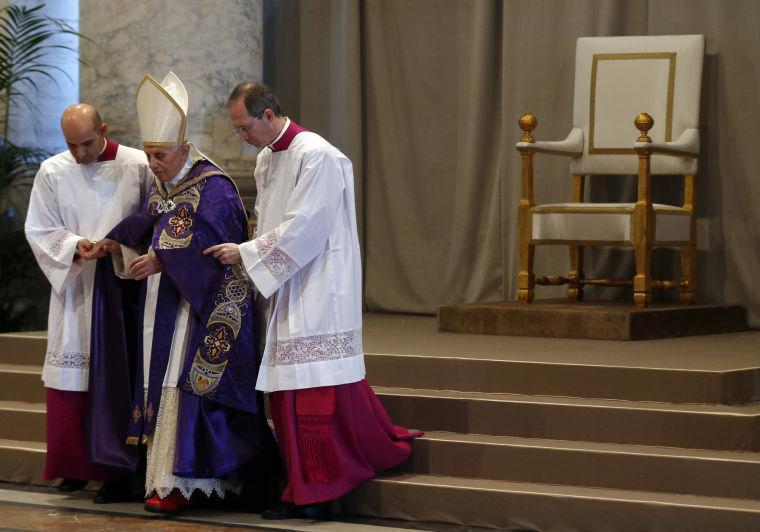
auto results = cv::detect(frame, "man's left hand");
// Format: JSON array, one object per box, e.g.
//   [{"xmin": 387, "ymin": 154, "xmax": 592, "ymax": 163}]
[
  {"xmin": 129, "ymin": 253, "xmax": 162, "ymax": 280},
  {"xmin": 204, "ymin": 243, "xmax": 242, "ymax": 265}
]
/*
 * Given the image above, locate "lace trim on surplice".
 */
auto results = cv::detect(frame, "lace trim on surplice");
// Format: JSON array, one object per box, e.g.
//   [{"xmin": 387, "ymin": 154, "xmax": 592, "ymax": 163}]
[
  {"xmin": 255, "ymin": 229, "xmax": 298, "ymax": 283},
  {"xmin": 45, "ymin": 348, "xmax": 89, "ymax": 369},
  {"xmin": 266, "ymin": 328, "xmax": 363, "ymax": 366},
  {"xmin": 47, "ymin": 231, "xmax": 74, "ymax": 256}
]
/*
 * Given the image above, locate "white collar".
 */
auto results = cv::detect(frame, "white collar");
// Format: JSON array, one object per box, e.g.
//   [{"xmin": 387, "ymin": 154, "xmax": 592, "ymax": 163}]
[
  {"xmin": 267, "ymin": 118, "xmax": 291, "ymax": 149},
  {"xmin": 165, "ymin": 156, "xmax": 193, "ymax": 192}
]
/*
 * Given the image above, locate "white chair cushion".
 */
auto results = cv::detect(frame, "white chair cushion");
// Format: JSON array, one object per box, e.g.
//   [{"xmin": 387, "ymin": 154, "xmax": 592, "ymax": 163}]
[{"xmin": 532, "ymin": 203, "xmax": 691, "ymax": 243}]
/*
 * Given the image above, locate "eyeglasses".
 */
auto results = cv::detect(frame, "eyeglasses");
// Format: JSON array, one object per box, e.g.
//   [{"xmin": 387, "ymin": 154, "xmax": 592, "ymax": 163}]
[{"xmin": 232, "ymin": 111, "xmax": 265, "ymax": 137}]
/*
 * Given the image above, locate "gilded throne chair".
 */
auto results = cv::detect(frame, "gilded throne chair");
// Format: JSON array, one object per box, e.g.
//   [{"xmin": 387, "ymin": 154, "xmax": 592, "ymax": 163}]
[{"xmin": 516, "ymin": 35, "xmax": 705, "ymax": 308}]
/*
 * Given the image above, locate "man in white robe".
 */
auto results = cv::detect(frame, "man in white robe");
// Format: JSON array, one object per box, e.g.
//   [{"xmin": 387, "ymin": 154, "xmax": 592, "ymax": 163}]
[
  {"xmin": 206, "ymin": 83, "xmax": 420, "ymax": 519},
  {"xmin": 24, "ymin": 104, "xmax": 150, "ymax": 499}
]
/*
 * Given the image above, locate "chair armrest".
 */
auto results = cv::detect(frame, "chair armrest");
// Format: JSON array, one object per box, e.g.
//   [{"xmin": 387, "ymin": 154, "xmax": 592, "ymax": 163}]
[
  {"xmin": 634, "ymin": 128, "xmax": 699, "ymax": 158},
  {"xmin": 516, "ymin": 128, "xmax": 583, "ymax": 157}
]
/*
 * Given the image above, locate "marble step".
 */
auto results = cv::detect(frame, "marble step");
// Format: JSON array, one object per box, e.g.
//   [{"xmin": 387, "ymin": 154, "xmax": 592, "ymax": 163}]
[
  {"xmin": 0, "ymin": 364, "xmax": 44, "ymax": 404},
  {"xmin": 375, "ymin": 387, "xmax": 760, "ymax": 451},
  {"xmin": 366, "ymin": 351, "xmax": 760, "ymax": 405},
  {"xmin": 341, "ymin": 473, "xmax": 760, "ymax": 532},
  {"xmin": 0, "ymin": 439, "xmax": 50, "ymax": 486},
  {"xmin": 406, "ymin": 431, "xmax": 760, "ymax": 500},
  {"xmin": 5, "ymin": 330, "xmax": 760, "ymax": 405},
  {"xmin": 0, "ymin": 402, "xmax": 46, "ymax": 443},
  {"xmin": 0, "ymin": 333, "xmax": 45, "ymax": 366}
]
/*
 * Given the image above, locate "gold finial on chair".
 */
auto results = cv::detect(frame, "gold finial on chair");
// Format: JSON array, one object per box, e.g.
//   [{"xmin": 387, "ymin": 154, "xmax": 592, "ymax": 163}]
[
  {"xmin": 519, "ymin": 113, "xmax": 538, "ymax": 142},
  {"xmin": 635, "ymin": 113, "xmax": 654, "ymax": 142}
]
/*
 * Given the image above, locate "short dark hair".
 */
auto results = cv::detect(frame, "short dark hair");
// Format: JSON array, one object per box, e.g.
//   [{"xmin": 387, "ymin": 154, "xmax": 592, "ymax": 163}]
[{"xmin": 227, "ymin": 82, "xmax": 282, "ymax": 117}]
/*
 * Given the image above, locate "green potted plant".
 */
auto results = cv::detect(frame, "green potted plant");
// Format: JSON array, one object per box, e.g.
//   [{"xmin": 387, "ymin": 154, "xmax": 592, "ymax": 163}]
[{"xmin": 0, "ymin": 4, "xmax": 83, "ymax": 331}]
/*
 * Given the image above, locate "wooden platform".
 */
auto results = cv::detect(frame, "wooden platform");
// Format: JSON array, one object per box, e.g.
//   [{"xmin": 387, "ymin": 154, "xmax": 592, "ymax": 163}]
[
  {"xmin": 2, "ymin": 316, "xmax": 760, "ymax": 530},
  {"xmin": 437, "ymin": 300, "xmax": 748, "ymax": 340}
]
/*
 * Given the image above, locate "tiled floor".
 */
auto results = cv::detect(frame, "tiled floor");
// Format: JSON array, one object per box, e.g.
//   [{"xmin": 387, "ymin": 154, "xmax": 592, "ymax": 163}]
[
  {"xmin": 0, "ymin": 484, "xmax": 466, "ymax": 532},
  {"xmin": 0, "ymin": 502, "xmax": 232, "ymax": 531}
]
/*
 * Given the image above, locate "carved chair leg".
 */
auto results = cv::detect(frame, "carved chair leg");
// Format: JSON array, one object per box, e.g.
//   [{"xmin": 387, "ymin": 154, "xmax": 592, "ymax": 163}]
[
  {"xmin": 518, "ymin": 243, "xmax": 535, "ymax": 303},
  {"xmin": 568, "ymin": 245, "xmax": 585, "ymax": 301},
  {"xmin": 633, "ymin": 114, "xmax": 655, "ymax": 308},
  {"xmin": 680, "ymin": 245, "xmax": 697, "ymax": 304},
  {"xmin": 633, "ymin": 244, "xmax": 652, "ymax": 308}
]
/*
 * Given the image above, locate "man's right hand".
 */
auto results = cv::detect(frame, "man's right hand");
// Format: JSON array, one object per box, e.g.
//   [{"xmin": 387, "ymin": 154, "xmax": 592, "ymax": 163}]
[
  {"xmin": 203, "ymin": 243, "xmax": 242, "ymax": 265},
  {"xmin": 76, "ymin": 239, "xmax": 95, "ymax": 260}
]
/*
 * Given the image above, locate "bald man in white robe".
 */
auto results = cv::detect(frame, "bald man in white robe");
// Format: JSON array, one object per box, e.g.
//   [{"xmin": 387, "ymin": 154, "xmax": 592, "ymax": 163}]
[{"xmin": 25, "ymin": 104, "xmax": 151, "ymax": 500}]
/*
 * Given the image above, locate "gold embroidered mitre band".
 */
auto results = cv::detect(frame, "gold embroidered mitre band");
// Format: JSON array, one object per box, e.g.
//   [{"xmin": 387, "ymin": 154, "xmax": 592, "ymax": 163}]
[{"xmin": 136, "ymin": 71, "xmax": 188, "ymax": 147}]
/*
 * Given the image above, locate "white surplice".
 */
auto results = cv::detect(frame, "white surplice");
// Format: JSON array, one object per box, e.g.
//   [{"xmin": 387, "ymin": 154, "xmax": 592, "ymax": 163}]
[
  {"xmin": 25, "ymin": 145, "xmax": 150, "ymax": 391},
  {"xmin": 239, "ymin": 120, "xmax": 365, "ymax": 392}
]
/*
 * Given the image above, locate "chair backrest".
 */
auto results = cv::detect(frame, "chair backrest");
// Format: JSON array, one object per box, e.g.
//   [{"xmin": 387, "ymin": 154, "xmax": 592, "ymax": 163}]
[{"xmin": 570, "ymin": 35, "xmax": 704, "ymax": 176}]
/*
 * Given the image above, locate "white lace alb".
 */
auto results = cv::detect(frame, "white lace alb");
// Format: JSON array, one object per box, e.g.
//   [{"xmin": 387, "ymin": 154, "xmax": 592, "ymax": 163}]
[{"xmin": 144, "ymin": 387, "xmax": 240, "ymax": 499}]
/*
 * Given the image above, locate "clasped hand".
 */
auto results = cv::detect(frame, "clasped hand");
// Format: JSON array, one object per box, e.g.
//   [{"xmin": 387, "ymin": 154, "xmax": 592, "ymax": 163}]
[
  {"xmin": 76, "ymin": 238, "xmax": 122, "ymax": 260},
  {"xmin": 76, "ymin": 238, "xmax": 159, "ymax": 280}
]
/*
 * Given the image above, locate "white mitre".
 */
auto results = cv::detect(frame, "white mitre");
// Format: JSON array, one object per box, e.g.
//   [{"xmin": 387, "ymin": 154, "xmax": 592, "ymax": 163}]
[{"xmin": 136, "ymin": 71, "xmax": 188, "ymax": 147}]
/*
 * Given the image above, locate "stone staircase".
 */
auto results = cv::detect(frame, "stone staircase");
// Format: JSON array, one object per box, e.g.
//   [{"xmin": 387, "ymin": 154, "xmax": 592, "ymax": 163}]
[
  {"xmin": 3, "ymin": 317, "xmax": 760, "ymax": 530},
  {"xmin": 0, "ymin": 333, "xmax": 48, "ymax": 486},
  {"xmin": 340, "ymin": 315, "xmax": 760, "ymax": 531}
]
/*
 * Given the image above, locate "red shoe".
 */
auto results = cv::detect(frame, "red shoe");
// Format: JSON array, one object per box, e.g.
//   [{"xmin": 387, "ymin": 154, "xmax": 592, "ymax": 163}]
[{"xmin": 144, "ymin": 489, "xmax": 192, "ymax": 515}]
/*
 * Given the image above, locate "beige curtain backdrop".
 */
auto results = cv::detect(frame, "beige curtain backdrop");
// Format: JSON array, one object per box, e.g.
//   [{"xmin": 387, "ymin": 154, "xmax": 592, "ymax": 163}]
[{"xmin": 264, "ymin": 0, "xmax": 760, "ymax": 327}]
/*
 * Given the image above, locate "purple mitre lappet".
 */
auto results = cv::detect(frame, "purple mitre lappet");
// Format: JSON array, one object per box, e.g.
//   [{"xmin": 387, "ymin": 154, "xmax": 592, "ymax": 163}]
[{"xmin": 89, "ymin": 72, "xmax": 275, "ymax": 492}]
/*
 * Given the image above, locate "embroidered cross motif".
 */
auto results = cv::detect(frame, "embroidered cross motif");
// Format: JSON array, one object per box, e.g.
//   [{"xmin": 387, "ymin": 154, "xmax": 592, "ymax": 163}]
[
  {"xmin": 168, "ymin": 206, "xmax": 193, "ymax": 237},
  {"xmin": 204, "ymin": 326, "xmax": 232, "ymax": 360},
  {"xmin": 131, "ymin": 404, "xmax": 142, "ymax": 424},
  {"xmin": 145, "ymin": 402, "xmax": 154, "ymax": 423}
]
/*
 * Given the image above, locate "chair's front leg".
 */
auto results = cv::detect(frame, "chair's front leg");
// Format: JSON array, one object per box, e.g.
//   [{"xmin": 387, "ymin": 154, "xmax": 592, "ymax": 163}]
[
  {"xmin": 680, "ymin": 245, "xmax": 697, "ymax": 304},
  {"xmin": 633, "ymin": 113, "xmax": 655, "ymax": 308},
  {"xmin": 517, "ymin": 179, "xmax": 535, "ymax": 303},
  {"xmin": 633, "ymin": 232, "xmax": 653, "ymax": 308},
  {"xmin": 568, "ymin": 174, "xmax": 585, "ymax": 301},
  {"xmin": 680, "ymin": 174, "xmax": 697, "ymax": 304},
  {"xmin": 518, "ymin": 242, "xmax": 535, "ymax": 303},
  {"xmin": 517, "ymin": 114, "xmax": 537, "ymax": 303}
]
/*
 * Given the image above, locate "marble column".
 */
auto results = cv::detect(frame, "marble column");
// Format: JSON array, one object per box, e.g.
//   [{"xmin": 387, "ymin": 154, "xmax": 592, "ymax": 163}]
[{"xmin": 79, "ymin": 1, "xmax": 263, "ymax": 181}]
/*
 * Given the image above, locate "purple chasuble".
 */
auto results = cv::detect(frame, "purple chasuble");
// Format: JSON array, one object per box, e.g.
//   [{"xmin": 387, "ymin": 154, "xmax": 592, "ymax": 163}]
[
  {"xmin": 86, "ymin": 139, "xmax": 140, "ymax": 472},
  {"xmin": 90, "ymin": 159, "xmax": 275, "ymax": 479}
]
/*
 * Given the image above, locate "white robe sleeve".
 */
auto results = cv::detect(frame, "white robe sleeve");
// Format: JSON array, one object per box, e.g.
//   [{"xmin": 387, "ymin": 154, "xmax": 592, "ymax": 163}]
[
  {"xmin": 24, "ymin": 166, "xmax": 84, "ymax": 293},
  {"xmin": 252, "ymin": 182, "xmax": 261, "ymax": 238},
  {"xmin": 240, "ymin": 149, "xmax": 345, "ymax": 298},
  {"xmin": 111, "ymin": 244, "xmax": 144, "ymax": 279}
]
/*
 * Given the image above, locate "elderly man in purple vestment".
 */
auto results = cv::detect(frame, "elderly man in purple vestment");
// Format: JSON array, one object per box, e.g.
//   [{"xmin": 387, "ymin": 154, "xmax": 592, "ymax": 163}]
[{"xmin": 91, "ymin": 72, "xmax": 276, "ymax": 515}]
